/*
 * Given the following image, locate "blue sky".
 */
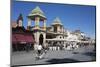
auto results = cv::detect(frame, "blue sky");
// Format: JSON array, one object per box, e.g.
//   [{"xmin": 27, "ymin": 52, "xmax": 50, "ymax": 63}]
[{"xmin": 11, "ymin": 1, "xmax": 96, "ymax": 38}]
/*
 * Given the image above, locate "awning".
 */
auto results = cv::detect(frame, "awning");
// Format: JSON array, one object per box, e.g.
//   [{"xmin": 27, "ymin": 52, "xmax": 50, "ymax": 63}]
[
  {"xmin": 14, "ymin": 34, "xmax": 26, "ymax": 43},
  {"xmin": 12, "ymin": 33, "xmax": 34, "ymax": 44},
  {"xmin": 24, "ymin": 34, "xmax": 34, "ymax": 43},
  {"xmin": 46, "ymin": 39, "xmax": 66, "ymax": 41},
  {"xmin": 12, "ymin": 34, "xmax": 17, "ymax": 44}
]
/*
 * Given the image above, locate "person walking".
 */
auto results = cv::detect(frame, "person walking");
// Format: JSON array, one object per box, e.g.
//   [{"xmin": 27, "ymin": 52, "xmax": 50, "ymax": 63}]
[
  {"xmin": 43, "ymin": 42, "xmax": 48, "ymax": 53},
  {"xmin": 37, "ymin": 44, "xmax": 43, "ymax": 59}
]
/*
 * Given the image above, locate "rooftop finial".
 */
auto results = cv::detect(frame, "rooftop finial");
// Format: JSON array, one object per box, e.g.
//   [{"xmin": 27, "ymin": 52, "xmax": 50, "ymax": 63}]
[
  {"xmin": 17, "ymin": 13, "xmax": 23, "ymax": 27},
  {"xmin": 17, "ymin": 13, "xmax": 23, "ymax": 22}
]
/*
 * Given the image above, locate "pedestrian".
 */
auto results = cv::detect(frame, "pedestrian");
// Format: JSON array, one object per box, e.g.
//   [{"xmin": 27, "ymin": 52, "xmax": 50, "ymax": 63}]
[
  {"xmin": 43, "ymin": 42, "xmax": 48, "ymax": 53},
  {"xmin": 26, "ymin": 43, "xmax": 29, "ymax": 52},
  {"xmin": 37, "ymin": 44, "xmax": 43, "ymax": 59},
  {"xmin": 34, "ymin": 42, "xmax": 38, "ymax": 50}
]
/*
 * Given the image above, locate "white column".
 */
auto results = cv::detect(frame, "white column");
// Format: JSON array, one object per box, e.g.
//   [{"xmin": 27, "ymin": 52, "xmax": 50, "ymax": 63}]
[
  {"xmin": 34, "ymin": 32, "xmax": 39, "ymax": 45},
  {"xmin": 28, "ymin": 18, "xmax": 31, "ymax": 26},
  {"xmin": 43, "ymin": 33, "xmax": 46, "ymax": 46},
  {"xmin": 18, "ymin": 20, "xmax": 22, "ymax": 27},
  {"xmin": 43, "ymin": 20, "xmax": 46, "ymax": 30},
  {"xmin": 35, "ymin": 17, "xmax": 40, "ymax": 29},
  {"xmin": 57, "ymin": 25, "xmax": 60, "ymax": 33},
  {"xmin": 51, "ymin": 26, "xmax": 54, "ymax": 32}
]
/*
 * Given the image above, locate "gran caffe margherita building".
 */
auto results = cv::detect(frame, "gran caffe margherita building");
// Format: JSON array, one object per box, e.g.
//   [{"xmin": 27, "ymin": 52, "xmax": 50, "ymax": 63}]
[{"xmin": 12, "ymin": 6, "xmax": 94, "ymax": 51}]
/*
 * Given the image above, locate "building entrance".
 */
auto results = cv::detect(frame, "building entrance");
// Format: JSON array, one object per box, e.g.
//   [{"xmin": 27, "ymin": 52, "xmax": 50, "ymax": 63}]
[{"xmin": 39, "ymin": 34, "xmax": 44, "ymax": 45}]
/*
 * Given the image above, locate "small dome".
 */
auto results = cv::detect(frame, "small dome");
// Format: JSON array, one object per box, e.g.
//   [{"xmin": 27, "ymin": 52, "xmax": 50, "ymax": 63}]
[
  {"xmin": 52, "ymin": 17, "xmax": 63, "ymax": 26},
  {"xmin": 31, "ymin": 6, "xmax": 44, "ymax": 14}
]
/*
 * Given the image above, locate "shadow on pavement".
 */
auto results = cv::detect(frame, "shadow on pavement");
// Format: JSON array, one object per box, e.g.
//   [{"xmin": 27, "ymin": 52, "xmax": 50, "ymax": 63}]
[
  {"xmin": 11, "ymin": 57, "xmax": 96, "ymax": 67},
  {"xmin": 82, "ymin": 52, "xmax": 96, "ymax": 56},
  {"xmin": 46, "ymin": 58, "xmax": 80, "ymax": 64},
  {"xmin": 82, "ymin": 51, "xmax": 96, "ymax": 61},
  {"xmin": 72, "ymin": 52, "xmax": 80, "ymax": 54}
]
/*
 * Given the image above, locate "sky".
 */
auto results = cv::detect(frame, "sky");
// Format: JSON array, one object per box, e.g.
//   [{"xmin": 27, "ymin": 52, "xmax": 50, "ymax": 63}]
[{"xmin": 11, "ymin": 0, "xmax": 96, "ymax": 39}]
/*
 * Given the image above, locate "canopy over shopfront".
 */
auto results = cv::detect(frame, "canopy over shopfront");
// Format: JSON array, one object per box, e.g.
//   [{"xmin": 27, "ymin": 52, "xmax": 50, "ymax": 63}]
[{"xmin": 12, "ymin": 33, "xmax": 35, "ymax": 44}]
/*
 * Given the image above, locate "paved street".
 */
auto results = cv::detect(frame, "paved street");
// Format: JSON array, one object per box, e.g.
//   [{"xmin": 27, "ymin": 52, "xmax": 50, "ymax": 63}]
[{"xmin": 11, "ymin": 45, "xmax": 96, "ymax": 66}]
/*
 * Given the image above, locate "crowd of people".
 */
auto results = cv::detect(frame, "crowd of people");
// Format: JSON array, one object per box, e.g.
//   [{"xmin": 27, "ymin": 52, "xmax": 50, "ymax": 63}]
[
  {"xmin": 12, "ymin": 41, "xmax": 95, "ymax": 59},
  {"xmin": 33, "ymin": 41, "xmax": 81, "ymax": 59}
]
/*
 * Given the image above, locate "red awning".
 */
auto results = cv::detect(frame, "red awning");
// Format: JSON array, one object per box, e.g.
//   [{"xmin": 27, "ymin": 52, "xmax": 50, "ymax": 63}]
[
  {"xmin": 24, "ymin": 34, "xmax": 34, "ymax": 43},
  {"xmin": 12, "ymin": 33, "xmax": 34, "ymax": 44},
  {"xmin": 14, "ymin": 34, "xmax": 26, "ymax": 43},
  {"xmin": 12, "ymin": 34, "xmax": 17, "ymax": 44}
]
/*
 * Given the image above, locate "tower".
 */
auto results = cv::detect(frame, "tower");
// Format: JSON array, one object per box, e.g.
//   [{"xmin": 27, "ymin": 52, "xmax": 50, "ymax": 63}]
[
  {"xmin": 17, "ymin": 13, "xmax": 23, "ymax": 27},
  {"xmin": 27, "ymin": 6, "xmax": 47, "ymax": 45},
  {"xmin": 51, "ymin": 17, "xmax": 63, "ymax": 33}
]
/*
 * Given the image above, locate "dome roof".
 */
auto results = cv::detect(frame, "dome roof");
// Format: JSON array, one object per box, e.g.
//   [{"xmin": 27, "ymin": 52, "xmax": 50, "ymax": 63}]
[
  {"xmin": 52, "ymin": 17, "xmax": 63, "ymax": 26},
  {"xmin": 28, "ymin": 6, "xmax": 46, "ymax": 18}
]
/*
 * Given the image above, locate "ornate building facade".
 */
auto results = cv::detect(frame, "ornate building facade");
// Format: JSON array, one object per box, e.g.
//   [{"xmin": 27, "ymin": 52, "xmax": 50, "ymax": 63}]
[{"xmin": 12, "ymin": 6, "xmax": 94, "ymax": 51}]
